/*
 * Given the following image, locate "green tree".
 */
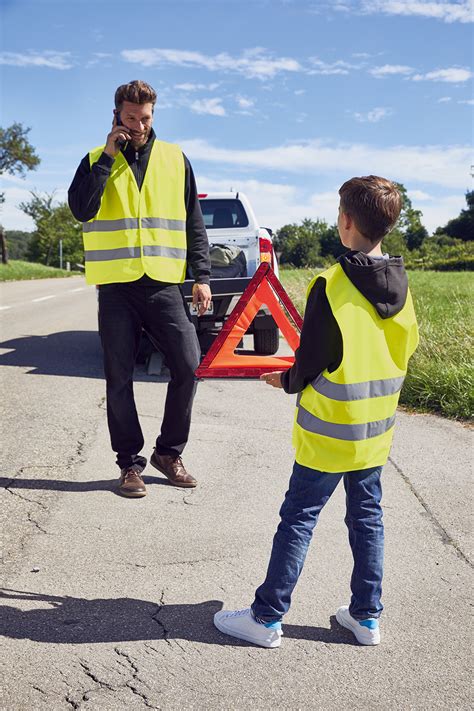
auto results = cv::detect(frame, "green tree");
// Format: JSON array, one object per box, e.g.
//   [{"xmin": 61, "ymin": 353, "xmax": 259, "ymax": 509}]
[
  {"xmin": 395, "ymin": 183, "xmax": 428, "ymax": 250},
  {"xmin": 4, "ymin": 230, "xmax": 33, "ymax": 260},
  {"xmin": 19, "ymin": 192, "xmax": 83, "ymax": 267},
  {"xmin": 0, "ymin": 123, "xmax": 40, "ymax": 263},
  {"xmin": 275, "ymin": 218, "xmax": 326, "ymax": 267},
  {"xmin": 319, "ymin": 223, "xmax": 346, "ymax": 259},
  {"xmin": 273, "ymin": 222, "xmax": 299, "ymax": 256},
  {"xmin": 435, "ymin": 191, "xmax": 474, "ymax": 241}
]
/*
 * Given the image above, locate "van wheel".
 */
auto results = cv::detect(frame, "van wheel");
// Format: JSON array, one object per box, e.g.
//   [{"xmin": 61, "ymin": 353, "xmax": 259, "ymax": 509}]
[{"xmin": 254, "ymin": 327, "xmax": 279, "ymax": 355}]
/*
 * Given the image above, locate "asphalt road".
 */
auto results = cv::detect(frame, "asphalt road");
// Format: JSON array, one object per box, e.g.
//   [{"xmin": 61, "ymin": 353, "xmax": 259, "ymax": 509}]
[{"xmin": 0, "ymin": 276, "xmax": 472, "ymax": 710}]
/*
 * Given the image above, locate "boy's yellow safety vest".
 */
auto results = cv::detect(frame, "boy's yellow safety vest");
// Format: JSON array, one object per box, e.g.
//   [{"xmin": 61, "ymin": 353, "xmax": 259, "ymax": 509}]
[
  {"xmin": 82, "ymin": 140, "xmax": 187, "ymax": 285},
  {"xmin": 293, "ymin": 262, "xmax": 419, "ymax": 473}
]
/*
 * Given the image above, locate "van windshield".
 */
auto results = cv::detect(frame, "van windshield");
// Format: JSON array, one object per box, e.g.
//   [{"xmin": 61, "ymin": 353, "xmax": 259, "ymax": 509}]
[{"xmin": 199, "ymin": 199, "xmax": 249, "ymax": 229}]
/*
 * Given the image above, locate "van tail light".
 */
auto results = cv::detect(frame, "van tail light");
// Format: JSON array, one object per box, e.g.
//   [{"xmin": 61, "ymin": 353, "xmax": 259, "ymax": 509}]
[
  {"xmin": 198, "ymin": 193, "xmax": 208, "ymax": 198},
  {"xmin": 259, "ymin": 234, "xmax": 274, "ymax": 269}
]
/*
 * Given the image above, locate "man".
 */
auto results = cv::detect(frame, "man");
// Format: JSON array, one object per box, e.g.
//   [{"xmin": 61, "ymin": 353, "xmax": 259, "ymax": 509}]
[{"xmin": 69, "ymin": 80, "xmax": 211, "ymax": 498}]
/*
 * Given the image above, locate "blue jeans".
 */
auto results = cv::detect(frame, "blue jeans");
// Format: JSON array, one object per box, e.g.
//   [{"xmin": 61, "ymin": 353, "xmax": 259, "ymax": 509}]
[{"xmin": 251, "ymin": 462, "xmax": 384, "ymax": 623}]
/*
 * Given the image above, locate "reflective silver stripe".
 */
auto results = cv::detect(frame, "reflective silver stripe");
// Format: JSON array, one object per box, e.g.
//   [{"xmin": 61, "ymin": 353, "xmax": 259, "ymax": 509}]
[
  {"xmin": 83, "ymin": 218, "xmax": 139, "ymax": 233},
  {"xmin": 297, "ymin": 405, "xmax": 396, "ymax": 441},
  {"xmin": 84, "ymin": 247, "xmax": 141, "ymax": 262},
  {"xmin": 141, "ymin": 217, "xmax": 186, "ymax": 231},
  {"xmin": 311, "ymin": 374, "xmax": 405, "ymax": 401},
  {"xmin": 142, "ymin": 245, "xmax": 187, "ymax": 260}
]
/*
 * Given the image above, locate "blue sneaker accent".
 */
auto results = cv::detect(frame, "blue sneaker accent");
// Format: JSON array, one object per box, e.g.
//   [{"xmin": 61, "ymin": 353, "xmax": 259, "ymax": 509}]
[
  {"xmin": 264, "ymin": 621, "xmax": 282, "ymax": 630},
  {"xmin": 359, "ymin": 619, "xmax": 379, "ymax": 630}
]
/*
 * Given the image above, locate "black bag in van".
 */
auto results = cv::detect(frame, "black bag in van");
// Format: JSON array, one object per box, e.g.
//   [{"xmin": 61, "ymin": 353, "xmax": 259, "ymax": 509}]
[{"xmin": 209, "ymin": 244, "xmax": 247, "ymax": 278}]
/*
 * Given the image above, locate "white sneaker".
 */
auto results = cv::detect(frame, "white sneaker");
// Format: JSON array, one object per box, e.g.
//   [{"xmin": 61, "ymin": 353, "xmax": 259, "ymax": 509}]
[
  {"xmin": 336, "ymin": 605, "xmax": 380, "ymax": 645},
  {"xmin": 214, "ymin": 607, "xmax": 282, "ymax": 648}
]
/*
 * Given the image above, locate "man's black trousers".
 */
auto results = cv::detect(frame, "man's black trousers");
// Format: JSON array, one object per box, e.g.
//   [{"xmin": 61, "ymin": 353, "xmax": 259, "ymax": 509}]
[{"xmin": 98, "ymin": 281, "xmax": 201, "ymax": 471}]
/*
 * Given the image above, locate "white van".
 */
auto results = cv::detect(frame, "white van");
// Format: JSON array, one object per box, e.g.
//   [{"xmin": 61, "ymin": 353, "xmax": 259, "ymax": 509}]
[{"xmin": 181, "ymin": 191, "xmax": 279, "ymax": 355}]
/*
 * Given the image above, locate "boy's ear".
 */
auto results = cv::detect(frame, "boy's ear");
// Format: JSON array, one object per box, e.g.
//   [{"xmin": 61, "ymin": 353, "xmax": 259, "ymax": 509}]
[{"xmin": 341, "ymin": 211, "xmax": 352, "ymax": 231}]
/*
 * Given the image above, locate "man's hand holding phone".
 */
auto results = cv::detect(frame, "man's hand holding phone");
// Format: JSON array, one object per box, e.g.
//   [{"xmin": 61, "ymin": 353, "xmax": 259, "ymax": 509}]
[{"xmin": 104, "ymin": 113, "xmax": 131, "ymax": 158}]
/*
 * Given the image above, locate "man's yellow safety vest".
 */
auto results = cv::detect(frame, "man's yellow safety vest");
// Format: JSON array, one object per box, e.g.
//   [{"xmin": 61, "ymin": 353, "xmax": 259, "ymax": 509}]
[
  {"xmin": 293, "ymin": 262, "xmax": 419, "ymax": 473},
  {"xmin": 82, "ymin": 140, "xmax": 187, "ymax": 285}
]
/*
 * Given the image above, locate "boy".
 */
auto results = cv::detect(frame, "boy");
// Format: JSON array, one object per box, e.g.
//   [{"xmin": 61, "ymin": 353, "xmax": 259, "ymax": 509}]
[{"xmin": 214, "ymin": 176, "xmax": 419, "ymax": 647}]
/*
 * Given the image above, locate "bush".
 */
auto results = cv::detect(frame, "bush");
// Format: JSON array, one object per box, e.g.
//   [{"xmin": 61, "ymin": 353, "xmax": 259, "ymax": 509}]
[{"xmin": 404, "ymin": 239, "xmax": 474, "ymax": 271}]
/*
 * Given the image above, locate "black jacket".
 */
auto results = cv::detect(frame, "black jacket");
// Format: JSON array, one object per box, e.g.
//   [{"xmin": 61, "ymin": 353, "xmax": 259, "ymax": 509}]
[
  {"xmin": 281, "ymin": 251, "xmax": 409, "ymax": 394},
  {"xmin": 68, "ymin": 129, "xmax": 211, "ymax": 285}
]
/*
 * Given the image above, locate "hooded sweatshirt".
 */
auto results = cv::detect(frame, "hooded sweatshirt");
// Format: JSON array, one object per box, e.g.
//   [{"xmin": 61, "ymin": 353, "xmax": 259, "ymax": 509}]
[{"xmin": 281, "ymin": 250, "xmax": 409, "ymax": 394}]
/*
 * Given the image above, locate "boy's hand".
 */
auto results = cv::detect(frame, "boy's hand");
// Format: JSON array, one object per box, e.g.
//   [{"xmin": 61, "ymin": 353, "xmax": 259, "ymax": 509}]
[{"xmin": 260, "ymin": 371, "xmax": 283, "ymax": 388}]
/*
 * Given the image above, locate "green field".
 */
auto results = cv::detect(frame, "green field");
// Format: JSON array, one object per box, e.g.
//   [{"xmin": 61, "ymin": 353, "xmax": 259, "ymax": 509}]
[
  {"xmin": 0, "ymin": 260, "xmax": 76, "ymax": 281},
  {"xmin": 280, "ymin": 267, "xmax": 473, "ymax": 421}
]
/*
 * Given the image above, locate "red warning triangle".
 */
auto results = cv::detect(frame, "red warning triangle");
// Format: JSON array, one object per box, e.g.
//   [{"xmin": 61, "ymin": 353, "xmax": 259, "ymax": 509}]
[{"xmin": 195, "ymin": 263, "xmax": 303, "ymax": 378}]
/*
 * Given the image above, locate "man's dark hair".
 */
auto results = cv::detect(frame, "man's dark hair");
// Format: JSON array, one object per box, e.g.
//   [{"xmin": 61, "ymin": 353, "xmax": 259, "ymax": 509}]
[
  {"xmin": 114, "ymin": 80, "xmax": 157, "ymax": 110},
  {"xmin": 339, "ymin": 176, "xmax": 402, "ymax": 243}
]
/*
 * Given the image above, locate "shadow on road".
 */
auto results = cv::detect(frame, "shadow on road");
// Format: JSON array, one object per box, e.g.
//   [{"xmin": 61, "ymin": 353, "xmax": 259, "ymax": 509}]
[
  {"xmin": 0, "ymin": 331, "xmax": 103, "ymax": 379},
  {"xmin": 0, "ymin": 589, "xmax": 353, "ymax": 646},
  {"xmin": 0, "ymin": 475, "xmax": 175, "ymax": 495},
  {"xmin": 0, "ymin": 331, "xmax": 161, "ymax": 382}
]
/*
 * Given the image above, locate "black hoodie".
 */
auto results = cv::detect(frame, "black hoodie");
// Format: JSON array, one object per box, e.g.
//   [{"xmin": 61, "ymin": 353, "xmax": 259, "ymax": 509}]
[
  {"xmin": 281, "ymin": 251, "xmax": 409, "ymax": 394},
  {"xmin": 68, "ymin": 129, "xmax": 211, "ymax": 286}
]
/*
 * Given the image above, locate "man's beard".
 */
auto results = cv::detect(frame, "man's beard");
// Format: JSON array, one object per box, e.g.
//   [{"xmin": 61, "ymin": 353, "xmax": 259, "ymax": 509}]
[{"xmin": 130, "ymin": 128, "xmax": 150, "ymax": 148}]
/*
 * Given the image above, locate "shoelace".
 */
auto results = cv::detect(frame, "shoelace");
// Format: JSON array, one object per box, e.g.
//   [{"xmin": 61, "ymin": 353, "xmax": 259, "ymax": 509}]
[
  {"xmin": 124, "ymin": 467, "xmax": 142, "ymax": 479},
  {"xmin": 227, "ymin": 608, "xmax": 251, "ymax": 618}
]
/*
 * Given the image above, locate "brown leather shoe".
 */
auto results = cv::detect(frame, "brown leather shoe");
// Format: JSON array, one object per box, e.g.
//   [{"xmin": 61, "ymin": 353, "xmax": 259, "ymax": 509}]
[
  {"xmin": 118, "ymin": 466, "xmax": 147, "ymax": 498},
  {"xmin": 150, "ymin": 451, "xmax": 197, "ymax": 488}
]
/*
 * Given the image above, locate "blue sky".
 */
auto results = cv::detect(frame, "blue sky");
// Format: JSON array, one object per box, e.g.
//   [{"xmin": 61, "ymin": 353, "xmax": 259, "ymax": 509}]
[{"xmin": 1, "ymin": 0, "xmax": 473, "ymax": 234}]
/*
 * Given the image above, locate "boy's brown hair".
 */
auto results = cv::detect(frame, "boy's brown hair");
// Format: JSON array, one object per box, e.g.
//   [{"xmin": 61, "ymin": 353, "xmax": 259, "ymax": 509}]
[
  {"xmin": 339, "ymin": 175, "xmax": 402, "ymax": 243},
  {"xmin": 114, "ymin": 80, "xmax": 157, "ymax": 110}
]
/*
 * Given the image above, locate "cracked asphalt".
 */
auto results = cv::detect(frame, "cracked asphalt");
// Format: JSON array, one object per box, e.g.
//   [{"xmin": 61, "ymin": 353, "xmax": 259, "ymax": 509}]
[{"xmin": 0, "ymin": 276, "xmax": 472, "ymax": 710}]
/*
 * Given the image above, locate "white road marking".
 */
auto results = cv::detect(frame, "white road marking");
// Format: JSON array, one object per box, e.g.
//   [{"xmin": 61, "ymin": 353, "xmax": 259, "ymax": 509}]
[{"xmin": 0, "ymin": 285, "xmax": 88, "ymax": 311}]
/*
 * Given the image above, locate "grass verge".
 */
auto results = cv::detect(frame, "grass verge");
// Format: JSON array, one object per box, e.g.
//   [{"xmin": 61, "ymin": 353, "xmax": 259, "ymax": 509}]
[
  {"xmin": 280, "ymin": 267, "xmax": 473, "ymax": 421},
  {"xmin": 0, "ymin": 260, "xmax": 76, "ymax": 281}
]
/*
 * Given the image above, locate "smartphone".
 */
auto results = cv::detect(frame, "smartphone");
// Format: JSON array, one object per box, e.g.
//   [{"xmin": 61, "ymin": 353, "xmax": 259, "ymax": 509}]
[{"xmin": 115, "ymin": 112, "xmax": 128, "ymax": 149}]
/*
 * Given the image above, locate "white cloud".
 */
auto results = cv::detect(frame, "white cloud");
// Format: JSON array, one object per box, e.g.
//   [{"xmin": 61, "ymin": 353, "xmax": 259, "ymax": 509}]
[
  {"xmin": 189, "ymin": 97, "xmax": 226, "ymax": 117},
  {"xmin": 370, "ymin": 64, "xmax": 414, "ymax": 77},
  {"xmin": 408, "ymin": 193, "xmax": 467, "ymax": 232},
  {"xmin": 294, "ymin": 89, "xmax": 306, "ymax": 95},
  {"xmin": 197, "ymin": 176, "xmax": 339, "ymax": 229},
  {"xmin": 437, "ymin": 96, "xmax": 452, "ymax": 102},
  {"xmin": 361, "ymin": 0, "xmax": 474, "ymax": 24},
  {"xmin": 308, "ymin": 58, "xmax": 357, "ymax": 75},
  {"xmin": 412, "ymin": 67, "xmax": 472, "ymax": 82},
  {"xmin": 0, "ymin": 187, "xmax": 35, "ymax": 230},
  {"xmin": 180, "ymin": 138, "xmax": 472, "ymax": 189},
  {"xmin": 174, "ymin": 82, "xmax": 220, "ymax": 91},
  {"xmin": 121, "ymin": 47, "xmax": 302, "ymax": 80},
  {"xmin": 236, "ymin": 96, "xmax": 255, "ymax": 109},
  {"xmin": 0, "ymin": 51, "xmax": 73, "ymax": 70},
  {"xmin": 409, "ymin": 189, "xmax": 434, "ymax": 200},
  {"xmin": 0, "ymin": 186, "xmax": 70, "ymax": 231},
  {"xmin": 195, "ymin": 177, "xmax": 465, "ymax": 233},
  {"xmin": 353, "ymin": 107, "xmax": 392, "ymax": 122},
  {"xmin": 86, "ymin": 52, "xmax": 113, "ymax": 68},
  {"xmin": 458, "ymin": 98, "xmax": 474, "ymax": 104}
]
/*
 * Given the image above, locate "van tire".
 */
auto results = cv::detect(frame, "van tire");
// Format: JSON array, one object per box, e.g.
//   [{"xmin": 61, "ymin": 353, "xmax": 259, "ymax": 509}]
[{"xmin": 254, "ymin": 327, "xmax": 279, "ymax": 355}]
